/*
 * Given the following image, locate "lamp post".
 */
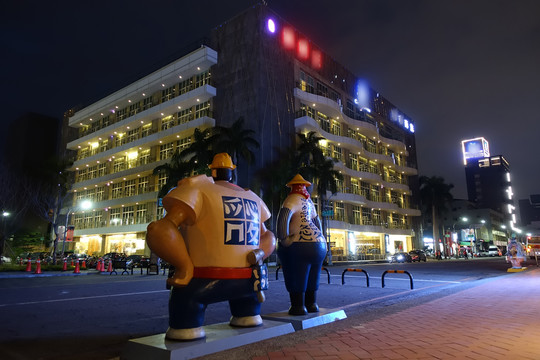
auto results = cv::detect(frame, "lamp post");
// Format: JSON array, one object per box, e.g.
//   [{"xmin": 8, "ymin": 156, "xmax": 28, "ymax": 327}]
[
  {"xmin": 1, "ymin": 211, "xmax": 10, "ymax": 264},
  {"xmin": 61, "ymin": 200, "xmax": 92, "ymax": 256}
]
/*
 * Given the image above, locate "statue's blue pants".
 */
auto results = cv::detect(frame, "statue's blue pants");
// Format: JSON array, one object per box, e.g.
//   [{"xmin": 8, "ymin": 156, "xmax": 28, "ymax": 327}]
[
  {"xmin": 278, "ymin": 242, "xmax": 327, "ymax": 293},
  {"xmin": 169, "ymin": 278, "xmax": 260, "ymax": 329}
]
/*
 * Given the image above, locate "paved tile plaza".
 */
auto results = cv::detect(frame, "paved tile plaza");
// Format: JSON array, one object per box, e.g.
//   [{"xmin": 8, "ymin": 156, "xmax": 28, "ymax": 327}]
[{"xmin": 202, "ymin": 268, "xmax": 540, "ymax": 360}]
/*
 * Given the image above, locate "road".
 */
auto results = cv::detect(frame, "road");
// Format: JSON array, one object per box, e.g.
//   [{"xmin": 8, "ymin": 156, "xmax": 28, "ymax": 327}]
[{"xmin": 0, "ymin": 257, "xmax": 516, "ymax": 359}]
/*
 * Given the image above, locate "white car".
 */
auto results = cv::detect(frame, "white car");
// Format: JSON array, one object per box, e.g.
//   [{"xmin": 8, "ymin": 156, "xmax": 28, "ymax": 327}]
[{"xmin": 488, "ymin": 246, "xmax": 501, "ymax": 256}]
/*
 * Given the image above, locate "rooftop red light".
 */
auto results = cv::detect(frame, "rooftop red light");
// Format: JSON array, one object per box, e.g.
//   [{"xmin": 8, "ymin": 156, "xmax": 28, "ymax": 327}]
[{"xmin": 282, "ymin": 26, "xmax": 295, "ymax": 50}]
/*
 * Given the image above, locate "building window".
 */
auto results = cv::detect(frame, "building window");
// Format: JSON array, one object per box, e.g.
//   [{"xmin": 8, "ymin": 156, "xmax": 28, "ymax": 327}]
[
  {"xmin": 142, "ymin": 97, "xmax": 153, "ymax": 111},
  {"xmin": 96, "ymin": 186, "xmax": 105, "ymax": 202},
  {"xmin": 138, "ymin": 176, "xmax": 149, "ymax": 194},
  {"xmin": 122, "ymin": 206, "xmax": 134, "ymax": 225},
  {"xmin": 195, "ymin": 101, "xmax": 210, "ymax": 119},
  {"xmin": 141, "ymin": 123, "xmax": 152, "ymax": 137},
  {"xmin": 117, "ymin": 108, "xmax": 127, "ymax": 121},
  {"xmin": 159, "ymin": 142, "xmax": 175, "ymax": 160},
  {"xmin": 158, "ymin": 174, "xmax": 168, "ymax": 189},
  {"xmin": 139, "ymin": 149, "xmax": 150, "ymax": 165},
  {"xmin": 352, "ymin": 205, "xmax": 362, "ymax": 225},
  {"xmin": 110, "ymin": 208, "xmax": 121, "ymax": 226},
  {"xmin": 136, "ymin": 204, "xmax": 148, "ymax": 224},
  {"xmin": 372, "ymin": 209, "xmax": 382, "ymax": 226},
  {"xmin": 113, "ymin": 157, "xmax": 125, "ymax": 173},
  {"xmin": 98, "ymin": 163, "xmax": 107, "ymax": 177},
  {"xmin": 127, "ymin": 128, "xmax": 139, "ymax": 143},
  {"xmin": 161, "ymin": 86, "xmax": 175, "ymax": 103},
  {"xmin": 177, "ymin": 108, "xmax": 193, "ymax": 124},
  {"xmin": 195, "ymin": 71, "xmax": 210, "ymax": 87},
  {"xmin": 129, "ymin": 103, "xmax": 141, "ymax": 116},
  {"xmin": 124, "ymin": 179, "xmax": 136, "ymax": 197},
  {"xmin": 334, "ymin": 202, "xmax": 345, "ymax": 221},
  {"xmin": 161, "ymin": 115, "xmax": 175, "ymax": 131},
  {"xmin": 111, "ymin": 183, "xmax": 122, "ymax": 199}
]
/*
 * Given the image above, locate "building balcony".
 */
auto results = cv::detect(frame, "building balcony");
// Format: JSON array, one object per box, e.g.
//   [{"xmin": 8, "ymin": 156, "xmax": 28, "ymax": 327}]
[
  {"xmin": 293, "ymin": 87, "xmax": 408, "ymax": 155},
  {"xmin": 69, "ymin": 46, "xmax": 218, "ymax": 127}
]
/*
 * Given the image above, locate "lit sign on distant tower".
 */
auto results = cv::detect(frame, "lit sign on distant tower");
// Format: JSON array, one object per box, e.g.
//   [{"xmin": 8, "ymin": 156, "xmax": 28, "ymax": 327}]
[{"xmin": 461, "ymin": 137, "xmax": 490, "ymax": 165}]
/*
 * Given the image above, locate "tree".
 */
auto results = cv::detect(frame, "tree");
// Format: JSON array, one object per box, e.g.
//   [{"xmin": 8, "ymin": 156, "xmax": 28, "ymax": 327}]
[
  {"xmin": 26, "ymin": 156, "xmax": 73, "ymax": 264},
  {"xmin": 255, "ymin": 146, "xmax": 301, "ymax": 216},
  {"xmin": 215, "ymin": 117, "xmax": 260, "ymax": 184},
  {"xmin": 153, "ymin": 151, "xmax": 193, "ymax": 198},
  {"xmin": 0, "ymin": 161, "xmax": 32, "ymax": 263},
  {"xmin": 419, "ymin": 176, "xmax": 454, "ymax": 255},
  {"xmin": 296, "ymin": 131, "xmax": 325, "ymax": 167},
  {"xmin": 179, "ymin": 127, "xmax": 218, "ymax": 176}
]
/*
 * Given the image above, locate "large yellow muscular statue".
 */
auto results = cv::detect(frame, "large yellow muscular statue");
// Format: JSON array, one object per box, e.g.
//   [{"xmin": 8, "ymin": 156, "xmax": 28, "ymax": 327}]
[{"xmin": 146, "ymin": 153, "xmax": 276, "ymax": 341}]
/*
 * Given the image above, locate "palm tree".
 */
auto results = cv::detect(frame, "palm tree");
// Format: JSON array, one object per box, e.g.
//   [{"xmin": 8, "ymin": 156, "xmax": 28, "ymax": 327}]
[
  {"xmin": 215, "ymin": 117, "xmax": 260, "ymax": 183},
  {"xmin": 255, "ymin": 146, "xmax": 301, "ymax": 216},
  {"xmin": 419, "ymin": 176, "xmax": 454, "ymax": 256},
  {"xmin": 153, "ymin": 151, "xmax": 193, "ymax": 198},
  {"xmin": 179, "ymin": 127, "xmax": 218, "ymax": 176},
  {"xmin": 296, "ymin": 131, "xmax": 325, "ymax": 167}
]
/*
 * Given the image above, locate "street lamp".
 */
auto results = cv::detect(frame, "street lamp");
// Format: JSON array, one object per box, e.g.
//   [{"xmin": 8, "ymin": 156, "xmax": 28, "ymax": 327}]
[{"xmin": 61, "ymin": 200, "xmax": 92, "ymax": 256}]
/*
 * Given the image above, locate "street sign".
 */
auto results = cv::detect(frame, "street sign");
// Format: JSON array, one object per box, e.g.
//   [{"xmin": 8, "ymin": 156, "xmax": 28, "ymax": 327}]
[{"xmin": 322, "ymin": 210, "xmax": 334, "ymax": 217}]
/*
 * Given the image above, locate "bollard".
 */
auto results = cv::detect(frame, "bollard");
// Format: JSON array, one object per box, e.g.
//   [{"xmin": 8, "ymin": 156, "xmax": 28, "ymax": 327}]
[
  {"xmin": 381, "ymin": 270, "xmax": 414, "ymax": 289},
  {"xmin": 341, "ymin": 268, "xmax": 370, "ymax": 287}
]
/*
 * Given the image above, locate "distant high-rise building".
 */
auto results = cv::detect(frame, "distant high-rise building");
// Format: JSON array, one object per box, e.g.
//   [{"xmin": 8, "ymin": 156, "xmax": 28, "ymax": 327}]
[{"xmin": 463, "ymin": 151, "xmax": 516, "ymax": 230}]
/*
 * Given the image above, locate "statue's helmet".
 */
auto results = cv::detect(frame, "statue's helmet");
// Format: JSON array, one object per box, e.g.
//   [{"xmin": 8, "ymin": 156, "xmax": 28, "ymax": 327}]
[{"xmin": 208, "ymin": 153, "xmax": 236, "ymax": 170}]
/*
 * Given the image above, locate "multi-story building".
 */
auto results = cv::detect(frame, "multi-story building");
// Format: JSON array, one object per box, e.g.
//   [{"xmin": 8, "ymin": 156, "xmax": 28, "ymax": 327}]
[
  {"xmin": 62, "ymin": 4, "xmax": 420, "ymax": 260},
  {"xmin": 462, "ymin": 137, "xmax": 516, "ymax": 230}
]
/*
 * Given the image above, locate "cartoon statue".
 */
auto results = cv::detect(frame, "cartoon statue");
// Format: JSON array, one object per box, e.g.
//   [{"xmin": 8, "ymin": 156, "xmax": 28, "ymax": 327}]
[
  {"xmin": 146, "ymin": 153, "xmax": 276, "ymax": 340},
  {"xmin": 276, "ymin": 174, "xmax": 327, "ymax": 315},
  {"xmin": 506, "ymin": 233, "xmax": 526, "ymax": 270}
]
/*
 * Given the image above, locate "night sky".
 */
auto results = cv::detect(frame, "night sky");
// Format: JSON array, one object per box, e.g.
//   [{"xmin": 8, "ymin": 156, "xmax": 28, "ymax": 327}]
[{"xmin": 2, "ymin": 0, "xmax": 539, "ymax": 201}]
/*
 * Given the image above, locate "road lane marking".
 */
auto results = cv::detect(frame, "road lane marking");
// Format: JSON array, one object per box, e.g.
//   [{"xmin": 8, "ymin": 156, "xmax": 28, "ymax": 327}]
[{"xmin": 0, "ymin": 289, "xmax": 169, "ymax": 307}]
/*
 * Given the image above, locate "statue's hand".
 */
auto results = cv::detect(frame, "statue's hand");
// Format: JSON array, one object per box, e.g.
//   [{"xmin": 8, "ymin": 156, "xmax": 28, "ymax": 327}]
[
  {"xmin": 166, "ymin": 262, "xmax": 194, "ymax": 288},
  {"xmin": 280, "ymin": 235, "xmax": 294, "ymax": 247}
]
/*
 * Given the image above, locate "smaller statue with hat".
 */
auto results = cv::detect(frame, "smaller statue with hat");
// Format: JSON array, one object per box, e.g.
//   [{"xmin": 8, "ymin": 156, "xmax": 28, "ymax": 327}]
[
  {"xmin": 276, "ymin": 174, "xmax": 327, "ymax": 315},
  {"xmin": 506, "ymin": 233, "xmax": 526, "ymax": 271}
]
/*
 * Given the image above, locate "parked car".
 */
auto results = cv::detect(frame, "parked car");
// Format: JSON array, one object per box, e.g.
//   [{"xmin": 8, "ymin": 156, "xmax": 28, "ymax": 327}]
[
  {"xmin": 125, "ymin": 254, "xmax": 143, "ymax": 268},
  {"xmin": 1, "ymin": 255, "xmax": 12, "ymax": 263},
  {"xmin": 409, "ymin": 249, "xmax": 427, "ymax": 262},
  {"xmin": 488, "ymin": 246, "xmax": 501, "ymax": 256},
  {"xmin": 103, "ymin": 252, "xmax": 127, "ymax": 261},
  {"xmin": 388, "ymin": 252, "xmax": 412, "ymax": 263}
]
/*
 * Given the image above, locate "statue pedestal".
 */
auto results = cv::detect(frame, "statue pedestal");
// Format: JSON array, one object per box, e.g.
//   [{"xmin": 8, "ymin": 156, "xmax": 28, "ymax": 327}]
[
  {"xmin": 262, "ymin": 308, "xmax": 347, "ymax": 330},
  {"xmin": 122, "ymin": 320, "xmax": 294, "ymax": 360}
]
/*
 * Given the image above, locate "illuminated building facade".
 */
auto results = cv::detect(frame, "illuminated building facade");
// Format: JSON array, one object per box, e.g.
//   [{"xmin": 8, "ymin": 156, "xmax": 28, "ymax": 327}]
[
  {"xmin": 63, "ymin": 4, "xmax": 420, "ymax": 259},
  {"xmin": 462, "ymin": 138, "xmax": 516, "ymax": 230}
]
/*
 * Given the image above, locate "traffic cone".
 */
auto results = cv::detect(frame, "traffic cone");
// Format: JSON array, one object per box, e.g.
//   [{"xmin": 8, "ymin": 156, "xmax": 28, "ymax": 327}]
[
  {"xmin": 62, "ymin": 258, "xmax": 67, "ymax": 271},
  {"xmin": 107, "ymin": 259, "xmax": 113, "ymax": 272},
  {"xmin": 25, "ymin": 259, "xmax": 31, "ymax": 272},
  {"xmin": 70, "ymin": 259, "xmax": 74, "ymax": 267},
  {"xmin": 73, "ymin": 260, "xmax": 80, "ymax": 274},
  {"xmin": 81, "ymin": 259, "xmax": 86, "ymax": 269},
  {"xmin": 34, "ymin": 259, "xmax": 42, "ymax": 274},
  {"xmin": 98, "ymin": 258, "xmax": 103, "ymax": 272}
]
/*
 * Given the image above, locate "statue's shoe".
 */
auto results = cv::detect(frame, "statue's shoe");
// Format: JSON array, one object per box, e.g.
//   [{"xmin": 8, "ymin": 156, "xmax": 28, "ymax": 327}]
[
  {"xmin": 229, "ymin": 315, "xmax": 262, "ymax": 327},
  {"xmin": 165, "ymin": 326, "xmax": 205, "ymax": 341}
]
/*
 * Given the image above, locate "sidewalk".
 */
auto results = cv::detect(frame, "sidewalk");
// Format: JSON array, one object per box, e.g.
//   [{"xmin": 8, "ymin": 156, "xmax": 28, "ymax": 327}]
[{"xmin": 202, "ymin": 267, "xmax": 540, "ymax": 360}]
